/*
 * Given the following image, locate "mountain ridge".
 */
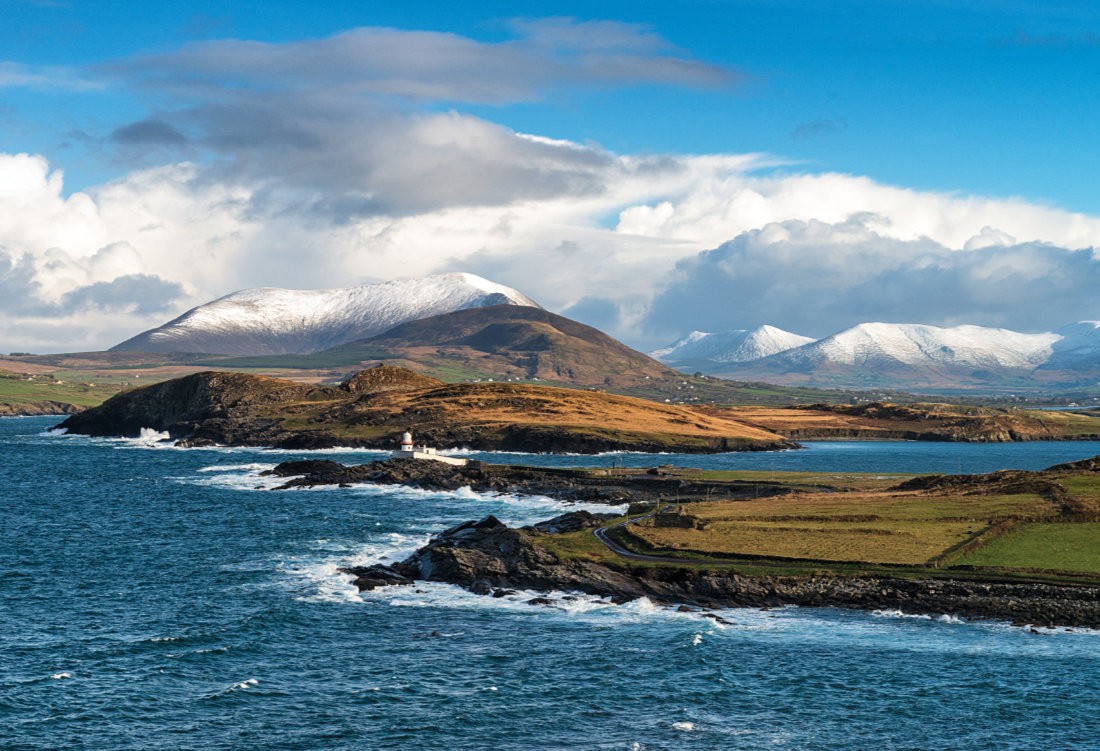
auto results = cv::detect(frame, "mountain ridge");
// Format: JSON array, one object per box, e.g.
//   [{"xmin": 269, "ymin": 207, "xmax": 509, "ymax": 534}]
[
  {"xmin": 111, "ymin": 272, "xmax": 541, "ymax": 356},
  {"xmin": 655, "ymin": 320, "xmax": 1100, "ymax": 392}
]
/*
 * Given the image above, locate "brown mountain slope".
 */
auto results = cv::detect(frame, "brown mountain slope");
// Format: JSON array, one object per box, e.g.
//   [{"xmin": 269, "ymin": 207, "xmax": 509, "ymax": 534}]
[
  {"xmin": 323, "ymin": 305, "xmax": 675, "ymax": 388},
  {"xmin": 58, "ymin": 365, "xmax": 793, "ymax": 453}
]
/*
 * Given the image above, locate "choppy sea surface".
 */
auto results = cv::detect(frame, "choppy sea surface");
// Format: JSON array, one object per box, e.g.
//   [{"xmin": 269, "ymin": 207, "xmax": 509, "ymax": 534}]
[{"xmin": 4, "ymin": 416, "xmax": 1100, "ymax": 750}]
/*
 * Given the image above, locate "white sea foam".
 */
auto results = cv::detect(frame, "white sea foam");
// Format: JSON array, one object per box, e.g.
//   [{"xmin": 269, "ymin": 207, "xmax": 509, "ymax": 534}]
[
  {"xmin": 182, "ymin": 462, "xmax": 626, "ymax": 525},
  {"xmin": 38, "ymin": 427, "xmax": 67, "ymax": 436},
  {"xmin": 197, "ymin": 463, "xmax": 273, "ymax": 473},
  {"xmin": 280, "ymin": 532, "xmax": 433, "ymax": 603},
  {"xmin": 692, "ymin": 633, "xmax": 703, "ymax": 646},
  {"xmin": 872, "ymin": 608, "xmax": 933, "ymax": 621},
  {"xmin": 231, "ymin": 678, "xmax": 258, "ymax": 690},
  {"xmin": 50, "ymin": 672, "xmax": 71, "ymax": 680},
  {"xmin": 672, "ymin": 721, "xmax": 696, "ymax": 732}
]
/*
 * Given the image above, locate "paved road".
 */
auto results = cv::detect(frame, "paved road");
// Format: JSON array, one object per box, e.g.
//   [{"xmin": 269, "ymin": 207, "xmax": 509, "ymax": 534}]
[
  {"xmin": 591, "ymin": 513, "xmax": 740, "ymax": 566},
  {"xmin": 591, "ymin": 516, "xmax": 686, "ymax": 564},
  {"xmin": 591, "ymin": 512, "xmax": 802, "ymax": 569}
]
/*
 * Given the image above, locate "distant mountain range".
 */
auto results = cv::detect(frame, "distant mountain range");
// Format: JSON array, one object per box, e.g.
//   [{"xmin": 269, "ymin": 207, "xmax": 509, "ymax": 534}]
[
  {"xmin": 112, "ymin": 273, "xmax": 541, "ymax": 356},
  {"xmin": 106, "ymin": 271, "xmax": 1100, "ymax": 395},
  {"xmin": 653, "ymin": 321, "xmax": 1100, "ymax": 392}
]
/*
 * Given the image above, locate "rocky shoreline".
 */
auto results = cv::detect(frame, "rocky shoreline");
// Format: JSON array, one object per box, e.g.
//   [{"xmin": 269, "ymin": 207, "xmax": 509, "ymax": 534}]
[
  {"xmin": 263, "ymin": 457, "xmax": 808, "ymax": 504},
  {"xmin": 346, "ymin": 512, "xmax": 1100, "ymax": 629},
  {"xmin": 0, "ymin": 401, "xmax": 84, "ymax": 417}
]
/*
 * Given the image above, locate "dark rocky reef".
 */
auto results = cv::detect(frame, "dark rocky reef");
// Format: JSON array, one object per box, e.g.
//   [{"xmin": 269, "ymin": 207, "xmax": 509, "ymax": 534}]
[
  {"xmin": 263, "ymin": 457, "xmax": 802, "ymax": 504},
  {"xmin": 347, "ymin": 512, "xmax": 1100, "ymax": 629}
]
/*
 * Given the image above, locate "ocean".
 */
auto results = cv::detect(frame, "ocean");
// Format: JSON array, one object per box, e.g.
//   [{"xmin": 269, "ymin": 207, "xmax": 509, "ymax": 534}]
[{"xmin": 4, "ymin": 416, "xmax": 1100, "ymax": 750}]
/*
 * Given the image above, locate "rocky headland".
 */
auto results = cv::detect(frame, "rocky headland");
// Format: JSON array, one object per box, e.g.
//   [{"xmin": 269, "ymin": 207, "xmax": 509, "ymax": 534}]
[
  {"xmin": 348, "ymin": 512, "xmax": 1100, "ymax": 629},
  {"xmin": 56, "ymin": 365, "xmax": 796, "ymax": 453}
]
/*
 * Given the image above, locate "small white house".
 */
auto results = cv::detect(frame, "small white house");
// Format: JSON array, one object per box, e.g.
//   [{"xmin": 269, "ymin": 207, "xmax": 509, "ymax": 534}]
[{"xmin": 391, "ymin": 430, "xmax": 468, "ymax": 466}]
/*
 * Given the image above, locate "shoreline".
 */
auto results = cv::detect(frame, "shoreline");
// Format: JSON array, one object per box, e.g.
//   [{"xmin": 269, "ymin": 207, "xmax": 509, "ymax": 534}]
[{"xmin": 346, "ymin": 512, "xmax": 1100, "ymax": 629}]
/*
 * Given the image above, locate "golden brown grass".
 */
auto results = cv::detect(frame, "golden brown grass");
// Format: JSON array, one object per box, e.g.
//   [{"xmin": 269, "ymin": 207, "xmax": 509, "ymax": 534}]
[
  {"xmin": 632, "ymin": 490, "xmax": 1054, "ymax": 565},
  {"xmin": 717, "ymin": 403, "xmax": 1100, "ymax": 440}
]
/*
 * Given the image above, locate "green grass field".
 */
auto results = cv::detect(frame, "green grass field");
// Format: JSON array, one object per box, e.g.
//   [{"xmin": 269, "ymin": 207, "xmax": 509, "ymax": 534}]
[
  {"xmin": 531, "ymin": 467, "xmax": 1100, "ymax": 583},
  {"xmin": 957, "ymin": 523, "xmax": 1100, "ymax": 574},
  {"xmin": 0, "ymin": 370, "xmax": 127, "ymax": 408}
]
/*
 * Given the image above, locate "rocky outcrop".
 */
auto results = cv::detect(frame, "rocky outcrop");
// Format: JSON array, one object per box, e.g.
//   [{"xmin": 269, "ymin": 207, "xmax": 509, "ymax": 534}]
[
  {"xmin": 350, "ymin": 513, "xmax": 1100, "ymax": 628},
  {"xmin": 263, "ymin": 458, "xmax": 800, "ymax": 504},
  {"xmin": 56, "ymin": 371, "xmax": 337, "ymax": 440},
  {"xmin": 0, "ymin": 401, "xmax": 85, "ymax": 416}
]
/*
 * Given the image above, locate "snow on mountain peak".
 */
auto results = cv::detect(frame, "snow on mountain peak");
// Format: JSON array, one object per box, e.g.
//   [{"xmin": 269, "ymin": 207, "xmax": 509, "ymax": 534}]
[
  {"xmin": 652, "ymin": 325, "xmax": 814, "ymax": 363},
  {"xmin": 786, "ymin": 322, "xmax": 1059, "ymax": 369},
  {"xmin": 111, "ymin": 272, "xmax": 542, "ymax": 356}
]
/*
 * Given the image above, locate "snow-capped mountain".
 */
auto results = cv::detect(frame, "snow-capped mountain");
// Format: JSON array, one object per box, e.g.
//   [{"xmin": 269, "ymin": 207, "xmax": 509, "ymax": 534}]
[
  {"xmin": 657, "ymin": 320, "xmax": 1100, "ymax": 391},
  {"xmin": 1044, "ymin": 321, "xmax": 1100, "ymax": 370},
  {"xmin": 652, "ymin": 326, "xmax": 814, "ymax": 364},
  {"xmin": 777, "ymin": 323, "xmax": 1059, "ymax": 370},
  {"xmin": 112, "ymin": 273, "xmax": 542, "ymax": 356}
]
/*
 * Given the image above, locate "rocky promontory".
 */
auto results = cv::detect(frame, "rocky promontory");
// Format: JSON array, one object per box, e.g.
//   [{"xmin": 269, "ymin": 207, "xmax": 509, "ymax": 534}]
[
  {"xmin": 348, "ymin": 512, "xmax": 1100, "ymax": 629},
  {"xmin": 56, "ymin": 365, "xmax": 796, "ymax": 453},
  {"xmin": 263, "ymin": 458, "xmax": 803, "ymax": 504}
]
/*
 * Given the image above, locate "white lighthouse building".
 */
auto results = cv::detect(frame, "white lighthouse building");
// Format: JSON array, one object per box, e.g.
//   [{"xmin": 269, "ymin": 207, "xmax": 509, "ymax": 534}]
[{"xmin": 391, "ymin": 429, "xmax": 468, "ymax": 466}]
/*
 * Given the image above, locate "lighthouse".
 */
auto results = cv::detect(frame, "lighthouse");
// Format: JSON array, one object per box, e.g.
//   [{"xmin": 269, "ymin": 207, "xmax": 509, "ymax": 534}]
[{"xmin": 391, "ymin": 428, "xmax": 468, "ymax": 466}]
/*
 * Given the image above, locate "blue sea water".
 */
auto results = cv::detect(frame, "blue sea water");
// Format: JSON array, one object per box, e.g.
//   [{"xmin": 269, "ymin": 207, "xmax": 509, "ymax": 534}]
[{"xmin": 4, "ymin": 416, "xmax": 1100, "ymax": 751}]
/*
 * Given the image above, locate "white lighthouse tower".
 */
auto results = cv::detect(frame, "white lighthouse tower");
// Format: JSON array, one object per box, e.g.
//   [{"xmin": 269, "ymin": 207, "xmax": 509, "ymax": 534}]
[{"xmin": 391, "ymin": 428, "xmax": 467, "ymax": 466}]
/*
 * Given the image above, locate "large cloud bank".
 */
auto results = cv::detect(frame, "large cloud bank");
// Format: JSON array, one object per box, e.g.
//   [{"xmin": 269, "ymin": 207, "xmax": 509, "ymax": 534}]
[{"xmin": 2, "ymin": 22, "xmax": 1100, "ymax": 352}]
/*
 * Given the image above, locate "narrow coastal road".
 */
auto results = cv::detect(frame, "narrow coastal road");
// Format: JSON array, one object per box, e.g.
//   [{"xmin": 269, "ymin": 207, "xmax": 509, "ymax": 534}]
[
  {"xmin": 591, "ymin": 513, "xmax": 748, "ymax": 567},
  {"xmin": 591, "ymin": 515, "xmax": 686, "ymax": 564}
]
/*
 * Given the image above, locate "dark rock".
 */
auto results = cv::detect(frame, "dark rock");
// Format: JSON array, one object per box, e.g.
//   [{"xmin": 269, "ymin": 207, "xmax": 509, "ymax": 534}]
[
  {"xmin": 340, "ymin": 564, "xmax": 413, "ymax": 591},
  {"xmin": 528, "ymin": 510, "xmax": 618, "ymax": 534}
]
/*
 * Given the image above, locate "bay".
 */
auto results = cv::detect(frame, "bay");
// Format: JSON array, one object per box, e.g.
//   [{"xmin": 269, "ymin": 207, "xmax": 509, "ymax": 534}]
[{"xmin": 3, "ymin": 416, "xmax": 1100, "ymax": 750}]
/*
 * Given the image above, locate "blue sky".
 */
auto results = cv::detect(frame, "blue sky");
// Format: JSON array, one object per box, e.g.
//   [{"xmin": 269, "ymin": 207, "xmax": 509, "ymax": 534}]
[
  {"xmin": 4, "ymin": 0, "xmax": 1100, "ymax": 351},
  {"xmin": 8, "ymin": 0, "xmax": 1100, "ymax": 209}
]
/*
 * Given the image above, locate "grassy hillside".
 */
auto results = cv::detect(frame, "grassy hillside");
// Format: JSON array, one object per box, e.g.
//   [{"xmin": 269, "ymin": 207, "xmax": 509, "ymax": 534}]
[
  {"xmin": 59, "ymin": 365, "xmax": 794, "ymax": 452},
  {"xmin": 544, "ymin": 460, "xmax": 1100, "ymax": 583},
  {"xmin": 0, "ymin": 370, "xmax": 129, "ymax": 413}
]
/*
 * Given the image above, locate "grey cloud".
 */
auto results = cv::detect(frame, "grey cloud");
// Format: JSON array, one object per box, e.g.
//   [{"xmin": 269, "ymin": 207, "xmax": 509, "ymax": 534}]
[
  {"xmin": 111, "ymin": 119, "xmax": 187, "ymax": 146},
  {"xmin": 110, "ymin": 21, "xmax": 731, "ymax": 104},
  {"xmin": 90, "ymin": 20, "xmax": 733, "ymax": 221},
  {"xmin": 644, "ymin": 218, "xmax": 1100, "ymax": 340},
  {"xmin": 60, "ymin": 274, "xmax": 186, "ymax": 315},
  {"xmin": 0, "ymin": 61, "xmax": 98, "ymax": 90},
  {"xmin": 561, "ymin": 295, "xmax": 624, "ymax": 333},
  {"xmin": 0, "ymin": 247, "xmax": 184, "ymax": 317},
  {"xmin": 0, "ymin": 249, "xmax": 50, "ymax": 314},
  {"xmin": 153, "ymin": 99, "xmax": 624, "ymax": 219}
]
